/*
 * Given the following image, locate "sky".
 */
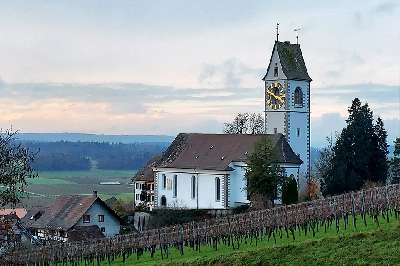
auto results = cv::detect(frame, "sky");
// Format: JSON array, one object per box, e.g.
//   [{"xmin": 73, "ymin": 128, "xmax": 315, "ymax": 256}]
[{"xmin": 0, "ymin": 0, "xmax": 399, "ymax": 147}]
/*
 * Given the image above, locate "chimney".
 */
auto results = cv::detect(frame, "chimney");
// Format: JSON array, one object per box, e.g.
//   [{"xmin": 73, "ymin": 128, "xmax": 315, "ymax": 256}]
[{"xmin": 93, "ymin": 191, "xmax": 98, "ymax": 197}]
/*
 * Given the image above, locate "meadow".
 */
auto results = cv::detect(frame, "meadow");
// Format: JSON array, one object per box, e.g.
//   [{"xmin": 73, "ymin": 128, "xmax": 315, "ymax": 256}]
[
  {"xmin": 22, "ymin": 169, "xmax": 136, "ymax": 207},
  {"xmin": 98, "ymin": 214, "xmax": 399, "ymax": 266}
]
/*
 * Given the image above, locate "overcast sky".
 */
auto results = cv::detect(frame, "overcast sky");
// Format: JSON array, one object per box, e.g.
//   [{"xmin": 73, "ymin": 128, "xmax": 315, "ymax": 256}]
[{"xmin": 0, "ymin": 0, "xmax": 399, "ymax": 146}]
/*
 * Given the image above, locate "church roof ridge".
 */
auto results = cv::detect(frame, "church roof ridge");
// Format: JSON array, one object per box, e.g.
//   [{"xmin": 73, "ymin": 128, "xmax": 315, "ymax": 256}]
[{"xmin": 159, "ymin": 133, "xmax": 301, "ymax": 170}]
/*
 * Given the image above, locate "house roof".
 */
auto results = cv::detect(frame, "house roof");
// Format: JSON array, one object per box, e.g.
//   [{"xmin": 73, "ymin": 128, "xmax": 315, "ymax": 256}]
[
  {"xmin": 263, "ymin": 41, "xmax": 312, "ymax": 82},
  {"xmin": 133, "ymin": 155, "xmax": 161, "ymax": 182},
  {"xmin": 153, "ymin": 133, "xmax": 302, "ymax": 172},
  {"xmin": 0, "ymin": 208, "xmax": 27, "ymax": 219},
  {"xmin": 22, "ymin": 195, "xmax": 122, "ymax": 231}
]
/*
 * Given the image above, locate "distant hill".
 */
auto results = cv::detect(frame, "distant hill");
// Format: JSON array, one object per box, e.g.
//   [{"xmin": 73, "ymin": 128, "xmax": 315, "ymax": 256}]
[{"xmin": 15, "ymin": 133, "xmax": 175, "ymax": 143}]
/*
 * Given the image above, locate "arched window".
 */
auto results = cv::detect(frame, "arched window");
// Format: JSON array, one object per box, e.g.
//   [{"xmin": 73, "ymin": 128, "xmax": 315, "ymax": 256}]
[
  {"xmin": 191, "ymin": 176, "xmax": 196, "ymax": 199},
  {"xmin": 173, "ymin": 175, "xmax": 177, "ymax": 198},
  {"xmin": 162, "ymin": 174, "xmax": 166, "ymax": 189},
  {"xmin": 215, "ymin": 177, "xmax": 221, "ymax": 202},
  {"xmin": 294, "ymin": 87, "xmax": 303, "ymax": 107},
  {"xmin": 160, "ymin": 195, "xmax": 167, "ymax": 207}
]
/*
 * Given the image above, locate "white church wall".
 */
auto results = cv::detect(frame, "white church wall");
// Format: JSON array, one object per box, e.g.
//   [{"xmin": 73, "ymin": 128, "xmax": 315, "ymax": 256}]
[
  {"xmin": 265, "ymin": 111, "xmax": 285, "ymax": 134},
  {"xmin": 154, "ymin": 169, "xmax": 226, "ymax": 209},
  {"xmin": 228, "ymin": 162, "xmax": 249, "ymax": 207},
  {"xmin": 154, "ymin": 161, "xmax": 301, "ymax": 210},
  {"xmin": 287, "ymin": 80, "xmax": 310, "ymax": 190},
  {"xmin": 264, "ymin": 45, "xmax": 287, "ymax": 81}
]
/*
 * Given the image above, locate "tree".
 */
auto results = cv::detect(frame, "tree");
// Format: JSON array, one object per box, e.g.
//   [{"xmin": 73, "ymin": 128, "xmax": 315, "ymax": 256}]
[
  {"xmin": 390, "ymin": 138, "xmax": 400, "ymax": 184},
  {"xmin": 245, "ymin": 137, "xmax": 284, "ymax": 207},
  {"xmin": 0, "ymin": 130, "xmax": 37, "ymax": 206},
  {"xmin": 224, "ymin": 113, "xmax": 264, "ymax": 134},
  {"xmin": 318, "ymin": 98, "xmax": 389, "ymax": 196},
  {"xmin": 370, "ymin": 117, "xmax": 389, "ymax": 183},
  {"xmin": 316, "ymin": 136, "xmax": 336, "ymax": 196},
  {"xmin": 282, "ymin": 176, "xmax": 298, "ymax": 205},
  {"xmin": 248, "ymin": 113, "xmax": 265, "ymax": 134}
]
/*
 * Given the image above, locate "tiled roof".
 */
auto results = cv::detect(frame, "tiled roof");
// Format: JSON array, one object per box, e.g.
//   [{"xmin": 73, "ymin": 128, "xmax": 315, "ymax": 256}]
[
  {"xmin": 263, "ymin": 41, "xmax": 312, "ymax": 81},
  {"xmin": 22, "ymin": 195, "xmax": 122, "ymax": 231},
  {"xmin": 156, "ymin": 133, "xmax": 302, "ymax": 171},
  {"xmin": 133, "ymin": 155, "xmax": 161, "ymax": 182},
  {"xmin": 0, "ymin": 208, "xmax": 27, "ymax": 219}
]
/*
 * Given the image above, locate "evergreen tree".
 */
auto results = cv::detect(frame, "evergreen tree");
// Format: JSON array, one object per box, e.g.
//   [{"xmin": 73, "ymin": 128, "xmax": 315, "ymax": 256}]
[
  {"xmin": 282, "ymin": 177, "xmax": 298, "ymax": 205},
  {"xmin": 334, "ymin": 98, "xmax": 374, "ymax": 193},
  {"xmin": 390, "ymin": 138, "xmax": 400, "ymax": 184},
  {"xmin": 245, "ymin": 137, "xmax": 284, "ymax": 207},
  {"xmin": 318, "ymin": 98, "xmax": 389, "ymax": 196},
  {"xmin": 370, "ymin": 117, "xmax": 389, "ymax": 183}
]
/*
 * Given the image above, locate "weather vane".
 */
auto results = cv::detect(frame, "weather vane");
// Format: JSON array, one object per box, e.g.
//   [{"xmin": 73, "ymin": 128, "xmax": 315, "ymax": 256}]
[
  {"xmin": 276, "ymin": 23, "xmax": 280, "ymax": 42},
  {"xmin": 294, "ymin": 27, "xmax": 302, "ymax": 44}
]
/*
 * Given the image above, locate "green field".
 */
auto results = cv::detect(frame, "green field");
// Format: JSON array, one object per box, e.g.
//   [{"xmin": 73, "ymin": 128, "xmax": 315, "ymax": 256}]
[
  {"xmin": 37, "ymin": 169, "xmax": 136, "ymax": 180},
  {"xmin": 99, "ymin": 215, "xmax": 399, "ymax": 266},
  {"xmin": 22, "ymin": 169, "xmax": 137, "ymax": 207}
]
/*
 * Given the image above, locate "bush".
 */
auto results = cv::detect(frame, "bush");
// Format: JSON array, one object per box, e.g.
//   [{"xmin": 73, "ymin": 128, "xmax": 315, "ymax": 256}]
[
  {"xmin": 282, "ymin": 177, "xmax": 298, "ymax": 205},
  {"xmin": 148, "ymin": 209, "xmax": 211, "ymax": 228},
  {"xmin": 232, "ymin": 204, "xmax": 250, "ymax": 214},
  {"xmin": 306, "ymin": 178, "xmax": 321, "ymax": 201}
]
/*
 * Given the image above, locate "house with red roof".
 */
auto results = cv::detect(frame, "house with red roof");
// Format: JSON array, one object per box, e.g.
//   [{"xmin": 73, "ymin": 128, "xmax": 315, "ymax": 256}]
[{"xmin": 21, "ymin": 192, "xmax": 122, "ymax": 242}]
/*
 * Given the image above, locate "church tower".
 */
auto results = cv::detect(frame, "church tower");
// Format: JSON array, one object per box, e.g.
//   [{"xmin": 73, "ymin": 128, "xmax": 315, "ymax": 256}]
[{"xmin": 263, "ymin": 40, "xmax": 312, "ymax": 191}]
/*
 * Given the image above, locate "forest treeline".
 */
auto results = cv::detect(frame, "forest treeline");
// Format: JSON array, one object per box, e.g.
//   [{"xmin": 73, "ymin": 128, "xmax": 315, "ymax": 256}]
[{"xmin": 22, "ymin": 141, "xmax": 169, "ymax": 171}]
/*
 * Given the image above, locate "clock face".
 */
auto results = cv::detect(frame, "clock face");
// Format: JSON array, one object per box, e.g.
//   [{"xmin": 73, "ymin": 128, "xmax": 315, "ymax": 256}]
[{"xmin": 266, "ymin": 82, "xmax": 285, "ymax": 110}]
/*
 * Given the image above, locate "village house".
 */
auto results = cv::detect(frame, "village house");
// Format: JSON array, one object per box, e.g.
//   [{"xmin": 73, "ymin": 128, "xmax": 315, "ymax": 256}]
[
  {"xmin": 22, "ymin": 192, "xmax": 122, "ymax": 242},
  {"xmin": 133, "ymin": 156, "xmax": 159, "ymax": 210},
  {"xmin": 134, "ymin": 133, "xmax": 302, "ymax": 209}
]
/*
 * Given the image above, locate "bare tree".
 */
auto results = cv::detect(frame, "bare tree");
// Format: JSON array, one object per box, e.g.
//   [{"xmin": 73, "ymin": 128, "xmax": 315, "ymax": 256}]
[
  {"xmin": 248, "ymin": 113, "xmax": 264, "ymax": 134},
  {"xmin": 224, "ymin": 113, "xmax": 264, "ymax": 134}
]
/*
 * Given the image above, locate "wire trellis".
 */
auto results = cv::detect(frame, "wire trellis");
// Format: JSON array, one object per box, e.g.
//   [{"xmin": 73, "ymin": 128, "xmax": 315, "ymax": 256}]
[{"xmin": 4, "ymin": 184, "xmax": 400, "ymax": 265}]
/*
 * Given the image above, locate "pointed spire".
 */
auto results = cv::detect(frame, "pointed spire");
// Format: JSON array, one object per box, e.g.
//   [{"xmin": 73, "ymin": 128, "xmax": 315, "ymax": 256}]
[{"xmin": 276, "ymin": 23, "xmax": 280, "ymax": 42}]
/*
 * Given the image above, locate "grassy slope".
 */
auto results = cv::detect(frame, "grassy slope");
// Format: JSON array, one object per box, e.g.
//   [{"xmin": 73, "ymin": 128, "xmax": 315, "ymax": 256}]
[
  {"xmin": 102, "ymin": 215, "xmax": 399, "ymax": 266},
  {"xmin": 171, "ymin": 228, "xmax": 400, "ymax": 266}
]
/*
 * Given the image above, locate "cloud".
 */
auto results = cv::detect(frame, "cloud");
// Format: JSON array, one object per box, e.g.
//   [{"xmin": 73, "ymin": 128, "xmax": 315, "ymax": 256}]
[
  {"xmin": 373, "ymin": 1, "xmax": 398, "ymax": 14},
  {"xmin": 198, "ymin": 58, "xmax": 263, "ymax": 88},
  {"xmin": 311, "ymin": 113, "xmax": 346, "ymax": 147},
  {"xmin": 0, "ymin": 81, "xmax": 263, "ymax": 135},
  {"xmin": 0, "ymin": 81, "xmax": 398, "ymax": 145}
]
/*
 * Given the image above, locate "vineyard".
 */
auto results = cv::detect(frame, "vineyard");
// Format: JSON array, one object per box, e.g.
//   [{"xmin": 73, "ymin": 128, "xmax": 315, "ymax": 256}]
[{"xmin": 4, "ymin": 184, "xmax": 400, "ymax": 265}]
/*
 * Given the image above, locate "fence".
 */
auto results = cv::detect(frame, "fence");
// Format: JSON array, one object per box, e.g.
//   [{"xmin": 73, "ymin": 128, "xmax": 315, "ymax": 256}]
[{"xmin": 4, "ymin": 184, "xmax": 400, "ymax": 265}]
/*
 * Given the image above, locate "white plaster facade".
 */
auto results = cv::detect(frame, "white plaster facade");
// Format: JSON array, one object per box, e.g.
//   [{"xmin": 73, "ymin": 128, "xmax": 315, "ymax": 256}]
[
  {"xmin": 133, "ymin": 181, "xmax": 155, "ymax": 210},
  {"xmin": 134, "ymin": 181, "xmax": 146, "ymax": 206},
  {"xmin": 74, "ymin": 200, "xmax": 121, "ymax": 237},
  {"xmin": 153, "ymin": 162, "xmax": 300, "ymax": 210}
]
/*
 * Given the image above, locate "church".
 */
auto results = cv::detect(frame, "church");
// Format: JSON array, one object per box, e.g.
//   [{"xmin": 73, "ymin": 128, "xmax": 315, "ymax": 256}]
[{"xmin": 133, "ymin": 38, "xmax": 311, "ymax": 210}]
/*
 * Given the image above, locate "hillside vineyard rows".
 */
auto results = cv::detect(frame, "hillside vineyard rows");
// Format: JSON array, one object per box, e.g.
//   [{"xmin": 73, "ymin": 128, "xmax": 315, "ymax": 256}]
[{"xmin": 5, "ymin": 183, "xmax": 400, "ymax": 265}]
